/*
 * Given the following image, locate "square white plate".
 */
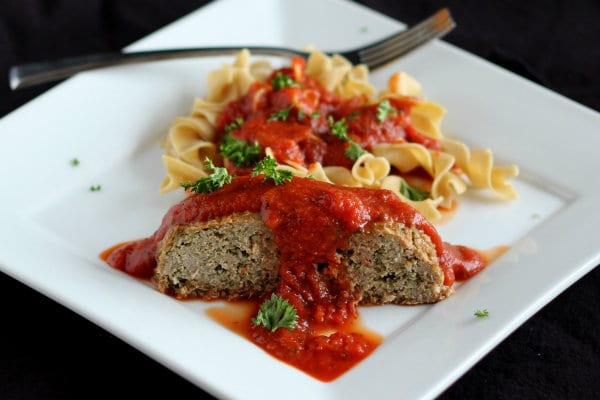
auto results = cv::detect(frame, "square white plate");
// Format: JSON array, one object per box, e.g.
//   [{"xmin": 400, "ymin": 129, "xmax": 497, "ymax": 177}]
[{"xmin": 1, "ymin": 0, "xmax": 599, "ymax": 398}]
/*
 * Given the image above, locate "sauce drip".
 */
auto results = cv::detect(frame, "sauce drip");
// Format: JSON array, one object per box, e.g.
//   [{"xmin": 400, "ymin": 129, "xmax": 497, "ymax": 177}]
[
  {"xmin": 207, "ymin": 301, "xmax": 384, "ymax": 382},
  {"xmin": 102, "ymin": 176, "xmax": 487, "ymax": 381}
]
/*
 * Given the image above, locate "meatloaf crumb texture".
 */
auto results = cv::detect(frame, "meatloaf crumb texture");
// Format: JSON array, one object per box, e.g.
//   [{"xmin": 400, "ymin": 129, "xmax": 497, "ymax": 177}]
[
  {"xmin": 155, "ymin": 213, "xmax": 279, "ymax": 299},
  {"xmin": 344, "ymin": 222, "xmax": 453, "ymax": 304},
  {"xmin": 155, "ymin": 212, "xmax": 453, "ymax": 304}
]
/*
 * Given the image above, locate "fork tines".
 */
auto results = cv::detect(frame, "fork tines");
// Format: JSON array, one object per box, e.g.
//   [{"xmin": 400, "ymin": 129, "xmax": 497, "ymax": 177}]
[{"xmin": 358, "ymin": 8, "xmax": 455, "ymax": 69}]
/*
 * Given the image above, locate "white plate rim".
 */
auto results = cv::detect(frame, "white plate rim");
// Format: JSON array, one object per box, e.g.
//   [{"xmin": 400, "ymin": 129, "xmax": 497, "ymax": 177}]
[{"xmin": 1, "ymin": 1, "xmax": 600, "ymax": 399}]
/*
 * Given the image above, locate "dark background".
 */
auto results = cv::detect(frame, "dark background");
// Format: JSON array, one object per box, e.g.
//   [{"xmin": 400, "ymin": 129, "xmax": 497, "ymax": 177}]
[{"xmin": 1, "ymin": 1, "xmax": 599, "ymax": 398}]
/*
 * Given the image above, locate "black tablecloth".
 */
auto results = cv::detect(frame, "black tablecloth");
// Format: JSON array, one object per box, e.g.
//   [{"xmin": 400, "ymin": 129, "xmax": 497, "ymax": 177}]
[{"xmin": 1, "ymin": 1, "xmax": 599, "ymax": 399}]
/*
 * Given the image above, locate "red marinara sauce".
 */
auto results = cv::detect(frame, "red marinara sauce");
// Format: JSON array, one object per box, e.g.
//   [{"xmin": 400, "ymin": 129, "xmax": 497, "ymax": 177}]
[
  {"xmin": 101, "ymin": 176, "xmax": 487, "ymax": 381},
  {"xmin": 215, "ymin": 56, "xmax": 441, "ymax": 173},
  {"xmin": 100, "ymin": 176, "xmax": 272, "ymax": 278},
  {"xmin": 252, "ymin": 177, "xmax": 443, "ymax": 381}
]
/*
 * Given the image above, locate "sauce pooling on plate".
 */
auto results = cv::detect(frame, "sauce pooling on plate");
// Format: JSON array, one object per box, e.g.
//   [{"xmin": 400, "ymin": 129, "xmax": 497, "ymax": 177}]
[{"xmin": 102, "ymin": 176, "xmax": 487, "ymax": 381}]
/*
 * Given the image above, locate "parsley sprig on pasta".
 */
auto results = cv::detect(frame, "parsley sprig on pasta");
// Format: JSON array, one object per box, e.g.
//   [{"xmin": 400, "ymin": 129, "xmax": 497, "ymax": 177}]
[
  {"xmin": 220, "ymin": 134, "xmax": 261, "ymax": 167},
  {"xmin": 252, "ymin": 156, "xmax": 293, "ymax": 185},
  {"xmin": 400, "ymin": 180, "xmax": 429, "ymax": 201},
  {"xmin": 272, "ymin": 72, "xmax": 300, "ymax": 90},
  {"xmin": 377, "ymin": 99, "xmax": 396, "ymax": 123},
  {"xmin": 159, "ymin": 49, "xmax": 519, "ymax": 223},
  {"xmin": 328, "ymin": 115, "xmax": 367, "ymax": 160},
  {"xmin": 181, "ymin": 158, "xmax": 234, "ymax": 193}
]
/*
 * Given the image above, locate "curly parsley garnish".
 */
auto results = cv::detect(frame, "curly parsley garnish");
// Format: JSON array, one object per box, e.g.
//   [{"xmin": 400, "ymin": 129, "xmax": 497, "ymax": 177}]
[
  {"xmin": 252, "ymin": 156, "xmax": 293, "ymax": 185},
  {"xmin": 328, "ymin": 115, "xmax": 367, "ymax": 161},
  {"xmin": 377, "ymin": 99, "xmax": 397, "ymax": 123},
  {"xmin": 348, "ymin": 110, "xmax": 361, "ymax": 122},
  {"xmin": 271, "ymin": 72, "xmax": 300, "ymax": 90},
  {"xmin": 298, "ymin": 110, "xmax": 320, "ymax": 121},
  {"xmin": 328, "ymin": 115, "xmax": 350, "ymax": 140},
  {"xmin": 474, "ymin": 309, "xmax": 489, "ymax": 318},
  {"xmin": 224, "ymin": 117, "xmax": 244, "ymax": 133},
  {"xmin": 268, "ymin": 107, "xmax": 292, "ymax": 122},
  {"xmin": 252, "ymin": 293, "xmax": 298, "ymax": 332},
  {"xmin": 220, "ymin": 134, "xmax": 261, "ymax": 167},
  {"xmin": 345, "ymin": 141, "xmax": 367, "ymax": 160},
  {"xmin": 90, "ymin": 184, "xmax": 101, "ymax": 192},
  {"xmin": 181, "ymin": 158, "xmax": 234, "ymax": 193},
  {"xmin": 400, "ymin": 179, "xmax": 430, "ymax": 201},
  {"xmin": 70, "ymin": 158, "xmax": 80, "ymax": 167}
]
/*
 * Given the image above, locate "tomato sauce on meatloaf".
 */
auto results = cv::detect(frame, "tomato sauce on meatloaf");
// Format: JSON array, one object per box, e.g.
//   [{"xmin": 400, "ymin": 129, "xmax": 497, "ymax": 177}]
[{"xmin": 102, "ymin": 176, "xmax": 486, "ymax": 380}]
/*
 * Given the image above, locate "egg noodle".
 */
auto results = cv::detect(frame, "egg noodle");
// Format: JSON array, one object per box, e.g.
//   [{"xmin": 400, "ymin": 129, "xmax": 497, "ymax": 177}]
[{"xmin": 159, "ymin": 49, "xmax": 519, "ymax": 222}]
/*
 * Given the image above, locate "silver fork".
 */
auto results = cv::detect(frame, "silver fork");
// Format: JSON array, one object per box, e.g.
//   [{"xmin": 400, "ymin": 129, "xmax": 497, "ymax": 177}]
[{"xmin": 8, "ymin": 8, "xmax": 454, "ymax": 90}]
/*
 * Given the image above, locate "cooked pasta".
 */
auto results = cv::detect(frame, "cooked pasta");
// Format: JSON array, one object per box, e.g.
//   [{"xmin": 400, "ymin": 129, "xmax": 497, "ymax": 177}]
[{"xmin": 160, "ymin": 49, "xmax": 519, "ymax": 223}]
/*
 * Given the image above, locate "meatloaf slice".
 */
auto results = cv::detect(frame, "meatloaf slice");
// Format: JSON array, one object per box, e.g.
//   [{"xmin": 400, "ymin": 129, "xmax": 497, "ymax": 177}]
[
  {"xmin": 155, "ymin": 212, "xmax": 452, "ymax": 304},
  {"xmin": 344, "ymin": 221, "xmax": 453, "ymax": 304},
  {"xmin": 155, "ymin": 212, "xmax": 279, "ymax": 300}
]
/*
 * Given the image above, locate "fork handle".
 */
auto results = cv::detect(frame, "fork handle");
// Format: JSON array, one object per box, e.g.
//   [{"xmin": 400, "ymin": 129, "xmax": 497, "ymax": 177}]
[{"xmin": 9, "ymin": 46, "xmax": 308, "ymax": 90}]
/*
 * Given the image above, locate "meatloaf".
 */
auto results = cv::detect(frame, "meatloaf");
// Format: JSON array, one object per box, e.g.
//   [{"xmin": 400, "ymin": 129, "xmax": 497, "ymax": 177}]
[{"xmin": 155, "ymin": 211, "xmax": 453, "ymax": 305}]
